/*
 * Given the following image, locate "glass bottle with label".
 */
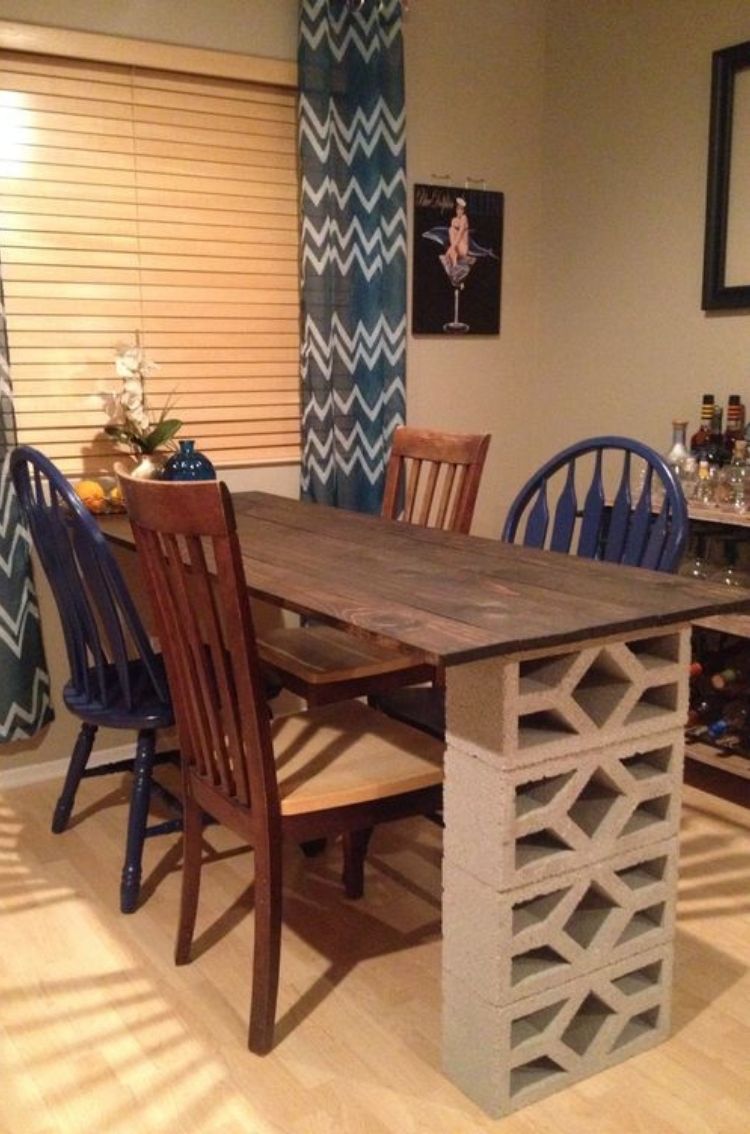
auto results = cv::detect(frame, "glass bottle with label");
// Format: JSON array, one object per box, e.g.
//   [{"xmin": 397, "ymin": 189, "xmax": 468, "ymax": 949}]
[
  {"xmin": 724, "ymin": 394, "xmax": 745, "ymax": 455},
  {"xmin": 690, "ymin": 393, "xmax": 715, "ymax": 455}
]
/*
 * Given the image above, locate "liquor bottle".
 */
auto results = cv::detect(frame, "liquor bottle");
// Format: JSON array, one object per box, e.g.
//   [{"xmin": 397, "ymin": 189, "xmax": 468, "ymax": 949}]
[
  {"xmin": 706, "ymin": 699, "xmax": 750, "ymax": 742},
  {"xmin": 705, "ymin": 405, "xmax": 728, "ymax": 466},
  {"xmin": 687, "ymin": 660, "xmax": 723, "ymax": 728},
  {"xmin": 716, "ymin": 439, "xmax": 748, "ymax": 513},
  {"xmin": 710, "ymin": 665, "xmax": 744, "ymax": 690},
  {"xmin": 692, "ymin": 459, "xmax": 715, "ymax": 506},
  {"xmin": 724, "ymin": 394, "xmax": 745, "ymax": 454},
  {"xmin": 690, "ymin": 393, "xmax": 715, "ymax": 454},
  {"xmin": 665, "ymin": 420, "xmax": 689, "ymax": 476},
  {"xmin": 687, "ymin": 687, "xmax": 723, "ymax": 729}
]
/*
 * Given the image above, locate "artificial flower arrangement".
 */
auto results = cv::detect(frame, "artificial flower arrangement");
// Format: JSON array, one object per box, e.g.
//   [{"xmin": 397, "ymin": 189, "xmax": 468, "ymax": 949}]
[
  {"xmin": 76, "ymin": 343, "xmax": 183, "ymax": 511},
  {"xmin": 104, "ymin": 343, "xmax": 181, "ymax": 458}
]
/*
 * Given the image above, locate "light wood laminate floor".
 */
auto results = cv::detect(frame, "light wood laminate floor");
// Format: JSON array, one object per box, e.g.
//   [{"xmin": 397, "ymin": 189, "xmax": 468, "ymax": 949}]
[{"xmin": 1, "ymin": 773, "xmax": 749, "ymax": 1134}]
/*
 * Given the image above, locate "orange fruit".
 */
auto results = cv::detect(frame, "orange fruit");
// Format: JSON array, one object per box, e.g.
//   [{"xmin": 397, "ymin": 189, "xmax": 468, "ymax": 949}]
[{"xmin": 76, "ymin": 479, "xmax": 105, "ymax": 502}]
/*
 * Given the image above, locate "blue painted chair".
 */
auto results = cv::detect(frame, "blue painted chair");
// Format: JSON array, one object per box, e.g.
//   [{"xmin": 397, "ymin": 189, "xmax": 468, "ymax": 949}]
[
  {"xmin": 10, "ymin": 446, "xmax": 179, "ymax": 913},
  {"xmin": 376, "ymin": 436, "xmax": 689, "ymax": 739},
  {"xmin": 501, "ymin": 435, "xmax": 688, "ymax": 571}
]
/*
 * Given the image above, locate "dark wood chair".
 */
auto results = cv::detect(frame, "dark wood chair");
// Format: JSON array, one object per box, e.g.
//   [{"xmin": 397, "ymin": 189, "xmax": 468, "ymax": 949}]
[
  {"xmin": 376, "ymin": 435, "xmax": 690, "ymax": 738},
  {"xmin": 256, "ymin": 426, "xmax": 491, "ymax": 706},
  {"xmin": 117, "ymin": 471, "xmax": 444, "ymax": 1054},
  {"xmin": 10, "ymin": 446, "xmax": 179, "ymax": 913}
]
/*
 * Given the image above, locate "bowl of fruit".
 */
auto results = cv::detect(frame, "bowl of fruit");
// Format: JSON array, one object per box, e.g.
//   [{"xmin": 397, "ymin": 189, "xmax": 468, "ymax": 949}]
[{"xmin": 74, "ymin": 476, "xmax": 126, "ymax": 515}]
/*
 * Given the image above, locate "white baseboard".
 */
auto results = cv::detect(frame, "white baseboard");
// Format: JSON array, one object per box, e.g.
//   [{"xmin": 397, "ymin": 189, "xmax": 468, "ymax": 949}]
[{"xmin": 1, "ymin": 742, "xmax": 148, "ymax": 791}]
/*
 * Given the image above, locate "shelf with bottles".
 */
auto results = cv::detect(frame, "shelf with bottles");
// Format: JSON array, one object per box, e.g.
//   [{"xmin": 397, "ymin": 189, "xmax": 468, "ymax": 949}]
[
  {"xmin": 686, "ymin": 625, "xmax": 750, "ymax": 782},
  {"xmin": 666, "ymin": 392, "xmax": 750, "ymax": 520}
]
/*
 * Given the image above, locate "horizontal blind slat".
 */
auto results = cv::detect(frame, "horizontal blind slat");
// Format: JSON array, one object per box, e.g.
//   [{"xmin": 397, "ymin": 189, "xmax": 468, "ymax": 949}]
[{"xmin": 2, "ymin": 44, "xmax": 301, "ymax": 474}]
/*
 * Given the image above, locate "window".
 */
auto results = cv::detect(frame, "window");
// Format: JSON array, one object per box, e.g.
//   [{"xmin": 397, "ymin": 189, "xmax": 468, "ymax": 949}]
[{"xmin": 1, "ymin": 30, "xmax": 300, "ymax": 475}]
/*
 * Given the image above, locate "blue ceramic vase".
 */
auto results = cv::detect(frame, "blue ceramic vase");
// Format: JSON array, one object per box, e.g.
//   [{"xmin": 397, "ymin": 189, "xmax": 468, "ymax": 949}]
[{"xmin": 162, "ymin": 439, "xmax": 216, "ymax": 481}]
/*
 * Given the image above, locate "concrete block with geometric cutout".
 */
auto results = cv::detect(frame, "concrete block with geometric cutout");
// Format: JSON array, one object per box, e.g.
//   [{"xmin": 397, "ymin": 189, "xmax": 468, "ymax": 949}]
[
  {"xmin": 444, "ymin": 729, "xmax": 684, "ymax": 889},
  {"xmin": 446, "ymin": 628, "xmax": 690, "ymax": 770},
  {"xmin": 441, "ymin": 628, "xmax": 690, "ymax": 1117},
  {"xmin": 443, "ymin": 942, "xmax": 673, "ymax": 1118},
  {"xmin": 443, "ymin": 836, "xmax": 678, "ymax": 1004}
]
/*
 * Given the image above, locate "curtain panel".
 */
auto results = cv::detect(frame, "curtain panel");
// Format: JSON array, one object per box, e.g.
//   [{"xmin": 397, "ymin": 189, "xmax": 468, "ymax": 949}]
[
  {"xmin": 298, "ymin": 0, "xmax": 407, "ymax": 513},
  {"xmin": 0, "ymin": 264, "xmax": 53, "ymax": 743}
]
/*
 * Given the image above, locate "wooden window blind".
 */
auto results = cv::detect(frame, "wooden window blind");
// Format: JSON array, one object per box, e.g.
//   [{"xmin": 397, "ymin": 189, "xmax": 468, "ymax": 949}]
[{"xmin": 1, "ymin": 48, "xmax": 301, "ymax": 475}]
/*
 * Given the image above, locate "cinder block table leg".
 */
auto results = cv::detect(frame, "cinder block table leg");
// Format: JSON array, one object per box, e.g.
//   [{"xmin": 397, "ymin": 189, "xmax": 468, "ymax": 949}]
[{"xmin": 440, "ymin": 629, "xmax": 689, "ymax": 1118}]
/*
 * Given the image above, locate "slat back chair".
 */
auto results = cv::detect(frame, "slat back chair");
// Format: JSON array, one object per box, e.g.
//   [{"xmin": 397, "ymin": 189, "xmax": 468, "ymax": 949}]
[
  {"xmin": 381, "ymin": 426, "xmax": 491, "ymax": 533},
  {"xmin": 9, "ymin": 446, "xmax": 177, "ymax": 913},
  {"xmin": 501, "ymin": 435, "xmax": 688, "ymax": 572},
  {"xmin": 375, "ymin": 436, "xmax": 689, "ymax": 741},
  {"xmin": 257, "ymin": 426, "xmax": 491, "ymax": 707},
  {"xmin": 117, "ymin": 471, "xmax": 444, "ymax": 1054}
]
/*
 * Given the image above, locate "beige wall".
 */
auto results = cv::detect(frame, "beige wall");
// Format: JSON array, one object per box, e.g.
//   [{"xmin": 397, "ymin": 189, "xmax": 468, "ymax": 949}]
[
  {"xmin": 0, "ymin": 0, "xmax": 298, "ymax": 57},
  {"xmin": 537, "ymin": 0, "xmax": 750, "ymax": 481},
  {"xmin": 404, "ymin": 0, "xmax": 546, "ymax": 538},
  {"xmin": 4, "ymin": 0, "xmax": 750, "ymax": 773}
]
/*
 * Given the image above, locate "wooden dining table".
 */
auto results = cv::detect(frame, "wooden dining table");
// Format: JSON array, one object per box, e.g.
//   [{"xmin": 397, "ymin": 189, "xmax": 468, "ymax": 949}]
[{"xmin": 105, "ymin": 489, "xmax": 750, "ymax": 1117}]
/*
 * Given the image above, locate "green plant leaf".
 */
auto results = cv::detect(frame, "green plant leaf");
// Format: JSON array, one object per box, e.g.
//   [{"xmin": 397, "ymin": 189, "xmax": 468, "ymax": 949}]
[
  {"xmin": 143, "ymin": 418, "xmax": 182, "ymax": 451},
  {"xmin": 104, "ymin": 425, "xmax": 139, "ymax": 446}
]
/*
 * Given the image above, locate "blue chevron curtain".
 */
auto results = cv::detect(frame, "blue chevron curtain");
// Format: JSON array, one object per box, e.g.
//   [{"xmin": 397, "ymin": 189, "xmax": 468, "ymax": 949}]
[
  {"xmin": 298, "ymin": 0, "xmax": 407, "ymax": 513},
  {"xmin": 0, "ymin": 263, "xmax": 53, "ymax": 743}
]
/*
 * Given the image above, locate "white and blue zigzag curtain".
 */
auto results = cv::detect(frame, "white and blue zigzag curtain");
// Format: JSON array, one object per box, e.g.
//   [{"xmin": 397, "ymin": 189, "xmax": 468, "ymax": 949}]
[
  {"xmin": 0, "ymin": 262, "xmax": 53, "ymax": 743},
  {"xmin": 299, "ymin": 0, "xmax": 407, "ymax": 512}
]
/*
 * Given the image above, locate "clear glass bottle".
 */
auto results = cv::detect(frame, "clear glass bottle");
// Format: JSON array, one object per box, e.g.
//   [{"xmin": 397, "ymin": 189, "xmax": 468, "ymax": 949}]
[
  {"xmin": 692, "ymin": 458, "xmax": 716, "ymax": 506},
  {"xmin": 665, "ymin": 420, "xmax": 689, "ymax": 475},
  {"xmin": 680, "ymin": 455, "xmax": 698, "ymax": 500},
  {"xmin": 717, "ymin": 438, "xmax": 748, "ymax": 513},
  {"xmin": 678, "ymin": 530, "xmax": 711, "ymax": 579}
]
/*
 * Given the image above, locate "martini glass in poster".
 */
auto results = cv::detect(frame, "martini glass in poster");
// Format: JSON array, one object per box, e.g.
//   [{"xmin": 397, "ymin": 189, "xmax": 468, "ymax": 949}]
[{"xmin": 412, "ymin": 183, "xmax": 503, "ymax": 335}]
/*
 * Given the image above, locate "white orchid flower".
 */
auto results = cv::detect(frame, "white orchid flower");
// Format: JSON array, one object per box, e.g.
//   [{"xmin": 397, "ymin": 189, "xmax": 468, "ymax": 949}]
[{"xmin": 107, "ymin": 342, "xmax": 178, "ymax": 456}]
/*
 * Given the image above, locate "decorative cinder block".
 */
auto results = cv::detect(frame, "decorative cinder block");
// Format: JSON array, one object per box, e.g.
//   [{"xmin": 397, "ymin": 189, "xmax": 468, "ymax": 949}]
[
  {"xmin": 443, "ymin": 942, "xmax": 673, "ymax": 1118},
  {"xmin": 446, "ymin": 629, "xmax": 690, "ymax": 771},
  {"xmin": 443, "ymin": 837, "xmax": 678, "ymax": 1005},
  {"xmin": 443, "ymin": 730, "xmax": 684, "ymax": 889}
]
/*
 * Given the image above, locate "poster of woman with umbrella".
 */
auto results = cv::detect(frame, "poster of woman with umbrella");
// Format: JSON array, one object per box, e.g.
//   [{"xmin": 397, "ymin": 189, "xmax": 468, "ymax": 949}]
[{"xmin": 412, "ymin": 183, "xmax": 503, "ymax": 335}]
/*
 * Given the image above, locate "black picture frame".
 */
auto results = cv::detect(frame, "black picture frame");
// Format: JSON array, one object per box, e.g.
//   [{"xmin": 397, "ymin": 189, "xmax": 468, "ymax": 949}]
[
  {"xmin": 411, "ymin": 184, "xmax": 503, "ymax": 335},
  {"xmin": 702, "ymin": 39, "xmax": 750, "ymax": 310}
]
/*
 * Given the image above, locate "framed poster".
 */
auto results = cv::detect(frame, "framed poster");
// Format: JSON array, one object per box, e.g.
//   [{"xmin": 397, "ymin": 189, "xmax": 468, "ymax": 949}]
[{"xmin": 411, "ymin": 183, "xmax": 503, "ymax": 335}]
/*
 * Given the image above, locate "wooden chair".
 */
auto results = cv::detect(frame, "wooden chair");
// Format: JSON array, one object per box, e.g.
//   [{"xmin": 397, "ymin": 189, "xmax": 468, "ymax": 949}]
[
  {"xmin": 376, "ymin": 435, "xmax": 689, "ymax": 738},
  {"xmin": 10, "ymin": 446, "xmax": 179, "ymax": 913},
  {"xmin": 257, "ymin": 426, "xmax": 491, "ymax": 706},
  {"xmin": 117, "ymin": 471, "xmax": 444, "ymax": 1054}
]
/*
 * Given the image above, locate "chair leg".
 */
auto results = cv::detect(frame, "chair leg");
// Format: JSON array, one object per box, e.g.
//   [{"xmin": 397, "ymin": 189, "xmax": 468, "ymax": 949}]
[
  {"xmin": 175, "ymin": 795, "xmax": 204, "ymax": 965},
  {"xmin": 120, "ymin": 728, "xmax": 156, "ymax": 915},
  {"xmin": 341, "ymin": 827, "xmax": 374, "ymax": 900},
  {"xmin": 247, "ymin": 836, "xmax": 283, "ymax": 1055},
  {"xmin": 51, "ymin": 722, "xmax": 97, "ymax": 833}
]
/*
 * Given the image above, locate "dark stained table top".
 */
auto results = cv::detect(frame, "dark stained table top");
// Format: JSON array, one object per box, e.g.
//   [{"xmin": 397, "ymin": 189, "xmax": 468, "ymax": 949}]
[{"xmin": 105, "ymin": 490, "xmax": 750, "ymax": 667}]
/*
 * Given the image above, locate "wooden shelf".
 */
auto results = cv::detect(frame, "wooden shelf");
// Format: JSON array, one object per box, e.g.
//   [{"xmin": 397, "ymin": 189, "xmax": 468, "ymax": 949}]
[
  {"xmin": 684, "ymin": 743, "xmax": 750, "ymax": 807},
  {"xmin": 684, "ymin": 739, "xmax": 750, "ymax": 781},
  {"xmin": 693, "ymin": 612, "xmax": 750, "ymax": 638},
  {"xmin": 687, "ymin": 503, "xmax": 750, "ymax": 527}
]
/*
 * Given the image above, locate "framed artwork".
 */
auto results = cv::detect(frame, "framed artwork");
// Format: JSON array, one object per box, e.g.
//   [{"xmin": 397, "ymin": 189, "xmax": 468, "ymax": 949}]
[{"xmin": 411, "ymin": 183, "xmax": 504, "ymax": 335}]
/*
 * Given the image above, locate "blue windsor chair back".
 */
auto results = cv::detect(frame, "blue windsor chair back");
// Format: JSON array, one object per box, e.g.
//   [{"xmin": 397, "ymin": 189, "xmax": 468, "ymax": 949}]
[
  {"xmin": 501, "ymin": 435, "xmax": 688, "ymax": 573},
  {"xmin": 10, "ymin": 446, "xmax": 178, "ymax": 913}
]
